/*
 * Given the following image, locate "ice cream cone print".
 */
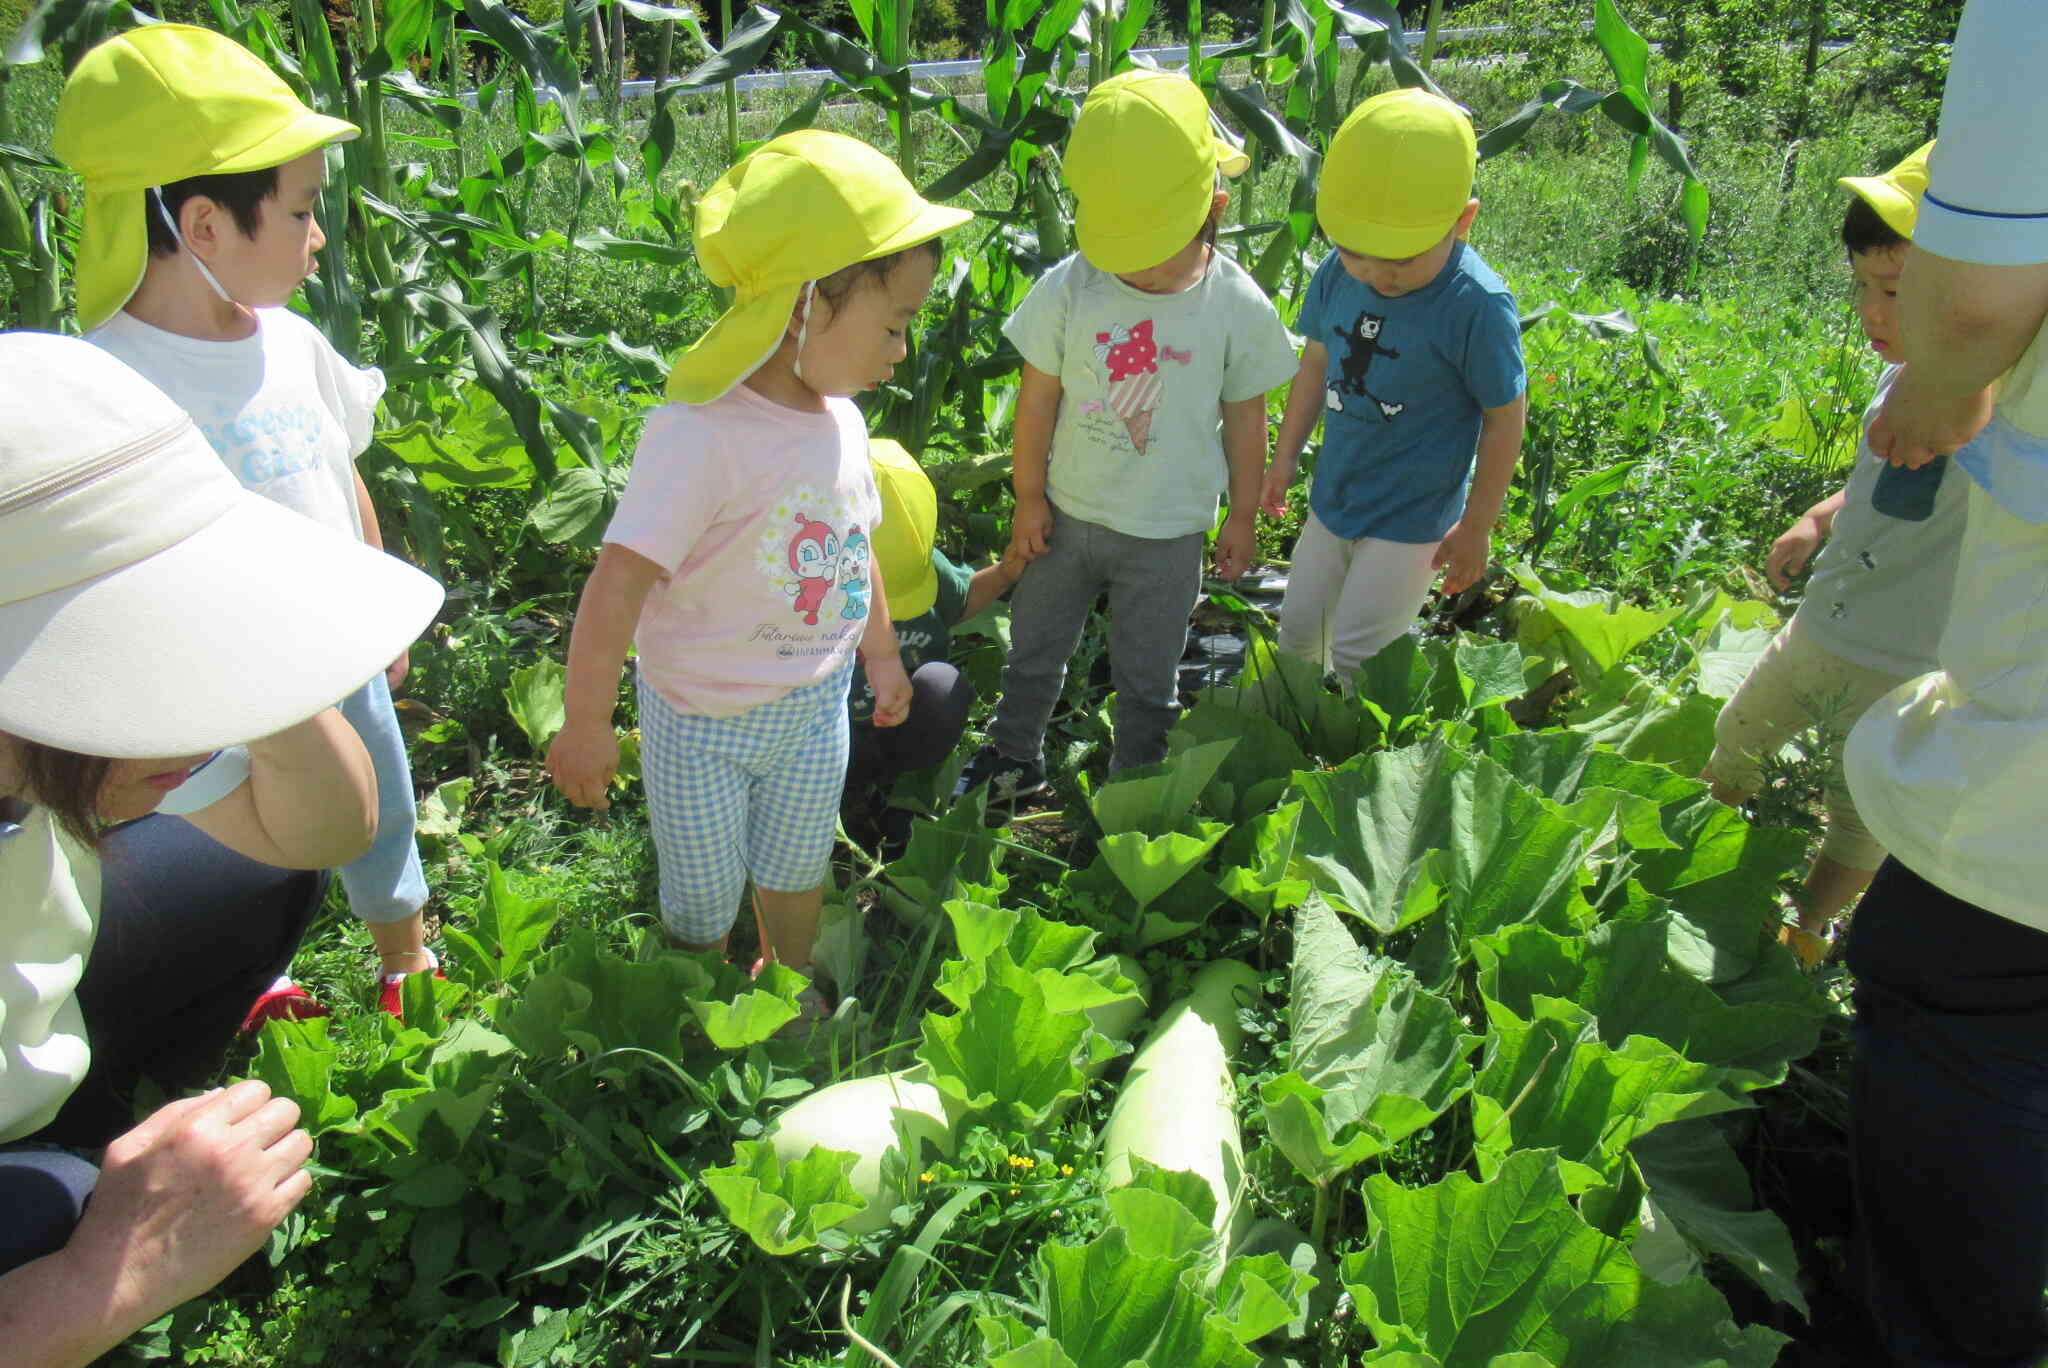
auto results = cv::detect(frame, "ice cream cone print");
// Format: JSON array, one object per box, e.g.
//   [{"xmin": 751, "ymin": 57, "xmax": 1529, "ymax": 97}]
[
  {"xmin": 1107, "ymin": 371, "xmax": 1163, "ymax": 453},
  {"xmin": 1096, "ymin": 320, "xmax": 1166, "ymax": 455}
]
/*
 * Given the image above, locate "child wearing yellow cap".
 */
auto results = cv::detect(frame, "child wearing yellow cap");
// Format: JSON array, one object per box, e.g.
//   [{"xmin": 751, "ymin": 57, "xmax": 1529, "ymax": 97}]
[
  {"xmin": 546, "ymin": 132, "xmax": 968, "ymax": 1019},
  {"xmin": 53, "ymin": 25, "xmax": 441, "ymax": 1021},
  {"xmin": 1701, "ymin": 142, "xmax": 1977, "ymax": 967},
  {"xmin": 955, "ymin": 69, "xmax": 1298, "ymax": 803},
  {"xmin": 1260, "ymin": 89, "xmax": 1527, "ymax": 680},
  {"xmin": 846, "ymin": 441, "xmax": 1030, "ymax": 845}
]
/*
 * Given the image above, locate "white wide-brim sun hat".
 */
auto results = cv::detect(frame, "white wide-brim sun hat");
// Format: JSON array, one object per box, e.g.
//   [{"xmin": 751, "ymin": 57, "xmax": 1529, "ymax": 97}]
[{"xmin": 0, "ymin": 332, "xmax": 443, "ymax": 759}]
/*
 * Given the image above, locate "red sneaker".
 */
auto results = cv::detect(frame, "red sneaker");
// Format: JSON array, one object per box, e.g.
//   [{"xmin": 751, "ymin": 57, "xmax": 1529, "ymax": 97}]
[
  {"xmin": 378, "ymin": 949, "xmax": 445, "ymax": 1019},
  {"xmin": 241, "ymin": 976, "xmax": 330, "ymax": 1033}
]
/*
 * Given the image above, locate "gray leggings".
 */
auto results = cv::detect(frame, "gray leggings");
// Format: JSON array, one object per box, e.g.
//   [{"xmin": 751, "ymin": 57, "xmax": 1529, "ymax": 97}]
[{"xmin": 988, "ymin": 503, "xmax": 1203, "ymax": 774}]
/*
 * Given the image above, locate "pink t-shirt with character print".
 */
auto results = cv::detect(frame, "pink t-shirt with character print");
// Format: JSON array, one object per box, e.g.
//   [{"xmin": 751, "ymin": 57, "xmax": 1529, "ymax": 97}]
[{"xmin": 605, "ymin": 385, "xmax": 883, "ymax": 718}]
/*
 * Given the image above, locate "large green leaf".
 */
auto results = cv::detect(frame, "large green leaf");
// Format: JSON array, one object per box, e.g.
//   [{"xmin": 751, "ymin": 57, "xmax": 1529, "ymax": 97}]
[
  {"xmin": 1470, "ymin": 999, "xmax": 1733, "ymax": 1192},
  {"xmin": 1036, "ymin": 1225, "xmax": 1257, "ymax": 1368},
  {"xmin": 1090, "ymin": 738, "xmax": 1238, "ymax": 837},
  {"xmin": 250, "ymin": 1016, "xmax": 359, "ymax": 1134},
  {"xmin": 688, "ymin": 960, "xmax": 804, "ymax": 1048},
  {"xmin": 1170, "ymin": 699, "xmax": 1312, "ymax": 823},
  {"xmin": 498, "ymin": 930, "xmax": 750, "ymax": 1060},
  {"xmin": 1290, "ymin": 736, "xmax": 1590, "ymax": 946},
  {"xmin": 503, "ymin": 657, "xmax": 567, "ymax": 753},
  {"xmin": 1097, "ymin": 823, "xmax": 1229, "ymax": 915},
  {"xmin": 1216, "ymin": 799, "xmax": 1311, "ymax": 922},
  {"xmin": 704, "ymin": 1140, "xmax": 864, "ymax": 1255},
  {"xmin": 1213, "ymin": 1251, "xmax": 1319, "ymax": 1345},
  {"xmin": 1473, "ymin": 917, "xmax": 1824, "ymax": 1089},
  {"xmin": 1591, "ymin": 0, "xmax": 1649, "ymax": 98},
  {"xmin": 1628, "ymin": 799, "xmax": 1808, "ymax": 971},
  {"xmin": 916, "ymin": 949, "xmax": 1103, "ymax": 1129},
  {"xmin": 1633, "ymin": 1119, "xmax": 1808, "ymax": 1315},
  {"xmin": 1564, "ymin": 667, "xmax": 1722, "ymax": 777},
  {"xmin": 1261, "ymin": 899, "xmax": 1477, "ymax": 1184},
  {"xmin": 1510, "ymin": 563, "xmax": 1679, "ymax": 682},
  {"xmin": 1341, "ymin": 1148, "xmax": 1786, "ymax": 1367},
  {"xmin": 442, "ymin": 858, "xmax": 560, "ymax": 988}
]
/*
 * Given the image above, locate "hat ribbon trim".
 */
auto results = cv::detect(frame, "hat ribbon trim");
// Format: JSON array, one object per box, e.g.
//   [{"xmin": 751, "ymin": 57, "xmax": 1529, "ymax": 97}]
[{"xmin": 0, "ymin": 417, "xmax": 189, "ymax": 519}]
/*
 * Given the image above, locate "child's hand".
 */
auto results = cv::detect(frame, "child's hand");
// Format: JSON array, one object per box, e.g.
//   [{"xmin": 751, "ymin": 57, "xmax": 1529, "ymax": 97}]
[
  {"xmin": 386, "ymin": 648, "xmax": 410, "ymax": 694},
  {"xmin": 1432, "ymin": 519, "xmax": 1491, "ymax": 596},
  {"xmin": 1009, "ymin": 495, "xmax": 1053, "ymax": 559},
  {"xmin": 1259, "ymin": 461, "xmax": 1295, "ymax": 519},
  {"xmin": 1766, "ymin": 514, "xmax": 1826, "ymax": 591},
  {"xmin": 546, "ymin": 718, "xmax": 619, "ymax": 810},
  {"xmin": 867, "ymin": 656, "xmax": 913, "ymax": 728},
  {"xmin": 1213, "ymin": 512, "xmax": 1255, "ymax": 582}
]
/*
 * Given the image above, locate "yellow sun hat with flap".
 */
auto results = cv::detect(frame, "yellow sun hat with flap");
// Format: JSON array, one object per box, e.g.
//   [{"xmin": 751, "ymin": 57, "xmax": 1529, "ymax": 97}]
[
  {"xmin": 668, "ymin": 131, "xmax": 972, "ymax": 404},
  {"xmin": 868, "ymin": 438, "xmax": 940, "ymax": 619},
  {"xmin": 1839, "ymin": 141, "xmax": 1936, "ymax": 241},
  {"xmin": 1318, "ymin": 88, "xmax": 1477, "ymax": 259},
  {"xmin": 1062, "ymin": 69, "xmax": 1249, "ymax": 274},
  {"xmin": 53, "ymin": 24, "xmax": 359, "ymax": 333}
]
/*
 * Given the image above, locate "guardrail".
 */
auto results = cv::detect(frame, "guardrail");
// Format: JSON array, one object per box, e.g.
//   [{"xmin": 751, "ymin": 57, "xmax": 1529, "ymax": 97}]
[{"xmin": 551, "ymin": 24, "xmax": 1513, "ymax": 103}]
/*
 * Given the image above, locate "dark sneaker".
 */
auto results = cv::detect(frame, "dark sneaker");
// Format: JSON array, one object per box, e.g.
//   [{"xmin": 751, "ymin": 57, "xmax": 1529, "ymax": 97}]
[{"xmin": 952, "ymin": 745, "xmax": 1049, "ymax": 805}]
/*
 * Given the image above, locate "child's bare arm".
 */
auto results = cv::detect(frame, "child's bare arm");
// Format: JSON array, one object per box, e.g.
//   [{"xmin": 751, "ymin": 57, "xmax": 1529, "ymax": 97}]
[
  {"xmin": 1009, "ymin": 363, "xmax": 1062, "ymax": 557},
  {"xmin": 961, "ymin": 552, "xmax": 1029, "ymax": 621},
  {"xmin": 1262, "ymin": 342, "xmax": 1327, "ymax": 517},
  {"xmin": 1216, "ymin": 394, "xmax": 1267, "ymax": 580},
  {"xmin": 1434, "ymin": 393, "xmax": 1526, "ymax": 595},
  {"xmin": 1767, "ymin": 486, "xmax": 1848, "ymax": 590},
  {"xmin": 860, "ymin": 558, "xmax": 911, "ymax": 728},
  {"xmin": 547, "ymin": 543, "xmax": 663, "ymax": 809}
]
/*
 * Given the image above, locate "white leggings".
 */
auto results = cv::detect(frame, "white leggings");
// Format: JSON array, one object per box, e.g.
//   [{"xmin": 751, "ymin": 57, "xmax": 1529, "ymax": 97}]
[{"xmin": 1276, "ymin": 511, "xmax": 1440, "ymax": 682}]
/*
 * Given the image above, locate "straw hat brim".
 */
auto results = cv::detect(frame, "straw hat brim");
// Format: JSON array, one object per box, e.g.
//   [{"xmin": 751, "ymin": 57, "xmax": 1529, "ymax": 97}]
[{"xmin": 0, "ymin": 491, "xmax": 441, "ymax": 758}]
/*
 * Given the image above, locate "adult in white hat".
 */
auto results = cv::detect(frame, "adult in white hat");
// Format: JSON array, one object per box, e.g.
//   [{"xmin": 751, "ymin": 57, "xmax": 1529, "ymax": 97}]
[{"xmin": 0, "ymin": 332, "xmax": 441, "ymax": 1361}]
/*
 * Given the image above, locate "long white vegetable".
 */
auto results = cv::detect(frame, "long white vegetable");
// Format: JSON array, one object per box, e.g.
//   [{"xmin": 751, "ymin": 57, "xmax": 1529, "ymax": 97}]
[
  {"xmin": 763, "ymin": 955, "xmax": 1152, "ymax": 1238},
  {"xmin": 1099, "ymin": 958, "xmax": 1261, "ymax": 1254}
]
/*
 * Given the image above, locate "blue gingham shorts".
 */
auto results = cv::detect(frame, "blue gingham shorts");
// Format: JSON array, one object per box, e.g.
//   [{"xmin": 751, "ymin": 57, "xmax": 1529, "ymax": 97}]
[{"xmin": 637, "ymin": 662, "xmax": 853, "ymax": 944}]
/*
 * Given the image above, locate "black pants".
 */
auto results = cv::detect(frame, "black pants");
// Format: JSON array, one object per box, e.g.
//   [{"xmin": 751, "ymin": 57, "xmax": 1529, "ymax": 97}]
[
  {"xmin": 1847, "ymin": 857, "xmax": 2048, "ymax": 1367},
  {"xmin": 844, "ymin": 661, "xmax": 976, "ymax": 798},
  {"xmin": 0, "ymin": 813, "xmax": 325, "ymax": 1273}
]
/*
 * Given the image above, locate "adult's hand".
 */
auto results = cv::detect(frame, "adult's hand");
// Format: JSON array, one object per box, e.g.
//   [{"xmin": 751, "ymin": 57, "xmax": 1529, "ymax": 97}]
[
  {"xmin": 82, "ymin": 1082, "xmax": 313, "ymax": 1312},
  {"xmin": 1867, "ymin": 366, "xmax": 1996, "ymax": 470},
  {"xmin": 4, "ymin": 1081, "xmax": 312, "ymax": 1368}
]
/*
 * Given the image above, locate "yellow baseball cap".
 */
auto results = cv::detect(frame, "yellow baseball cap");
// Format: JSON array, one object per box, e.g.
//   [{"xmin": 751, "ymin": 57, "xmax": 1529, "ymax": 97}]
[
  {"xmin": 53, "ymin": 24, "xmax": 359, "ymax": 333},
  {"xmin": 667, "ymin": 131, "xmax": 972, "ymax": 404},
  {"xmin": 869, "ymin": 438, "xmax": 939, "ymax": 618},
  {"xmin": 1839, "ymin": 141, "xmax": 1935, "ymax": 242},
  {"xmin": 1062, "ymin": 69, "xmax": 1249, "ymax": 274},
  {"xmin": 1318, "ymin": 89, "xmax": 1476, "ymax": 259}
]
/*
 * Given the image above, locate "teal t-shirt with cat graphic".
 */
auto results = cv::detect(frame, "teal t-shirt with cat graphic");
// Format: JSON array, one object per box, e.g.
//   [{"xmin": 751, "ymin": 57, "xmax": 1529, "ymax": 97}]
[{"xmin": 1299, "ymin": 243, "xmax": 1525, "ymax": 545}]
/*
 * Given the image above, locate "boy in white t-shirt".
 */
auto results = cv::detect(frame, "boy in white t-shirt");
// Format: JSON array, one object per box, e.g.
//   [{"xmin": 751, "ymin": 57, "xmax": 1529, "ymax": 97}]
[
  {"xmin": 54, "ymin": 26, "xmax": 440, "ymax": 1020},
  {"xmin": 1701, "ymin": 143, "xmax": 1975, "ymax": 966}
]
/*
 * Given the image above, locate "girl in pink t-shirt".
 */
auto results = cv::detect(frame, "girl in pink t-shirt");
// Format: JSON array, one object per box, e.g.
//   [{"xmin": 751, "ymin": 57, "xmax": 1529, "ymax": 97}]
[{"xmin": 546, "ymin": 132, "xmax": 969, "ymax": 1021}]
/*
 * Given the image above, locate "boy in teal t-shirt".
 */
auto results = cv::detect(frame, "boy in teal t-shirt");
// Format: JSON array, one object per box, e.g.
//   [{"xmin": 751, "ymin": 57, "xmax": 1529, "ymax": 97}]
[{"xmin": 1261, "ymin": 89, "xmax": 1527, "ymax": 684}]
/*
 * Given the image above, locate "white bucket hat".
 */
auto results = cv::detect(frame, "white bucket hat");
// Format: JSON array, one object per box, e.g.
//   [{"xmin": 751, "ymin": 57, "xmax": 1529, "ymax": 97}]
[{"xmin": 0, "ymin": 332, "xmax": 444, "ymax": 758}]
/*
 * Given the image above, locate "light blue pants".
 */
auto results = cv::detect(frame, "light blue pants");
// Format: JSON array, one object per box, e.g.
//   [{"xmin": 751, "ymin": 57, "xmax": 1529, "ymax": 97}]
[
  {"xmin": 336, "ymin": 673, "xmax": 427, "ymax": 924},
  {"xmin": 638, "ymin": 664, "xmax": 852, "ymax": 945}
]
